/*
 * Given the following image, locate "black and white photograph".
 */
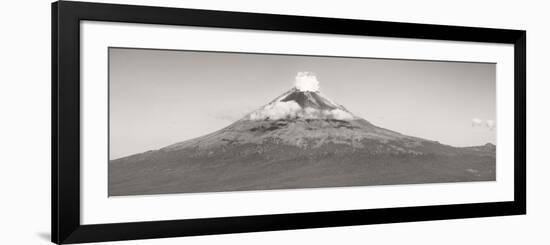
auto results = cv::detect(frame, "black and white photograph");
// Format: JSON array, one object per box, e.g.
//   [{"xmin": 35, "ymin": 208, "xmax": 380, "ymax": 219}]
[
  {"xmin": 1, "ymin": 0, "xmax": 539, "ymax": 244},
  {"xmin": 108, "ymin": 48, "xmax": 497, "ymax": 196}
]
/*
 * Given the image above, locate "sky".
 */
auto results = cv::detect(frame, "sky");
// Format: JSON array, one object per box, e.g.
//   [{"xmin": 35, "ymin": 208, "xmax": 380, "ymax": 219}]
[{"xmin": 109, "ymin": 48, "xmax": 496, "ymax": 160}]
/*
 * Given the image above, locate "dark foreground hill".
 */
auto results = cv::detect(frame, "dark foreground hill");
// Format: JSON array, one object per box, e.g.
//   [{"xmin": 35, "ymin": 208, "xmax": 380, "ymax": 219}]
[{"xmin": 109, "ymin": 137, "xmax": 495, "ymax": 196}]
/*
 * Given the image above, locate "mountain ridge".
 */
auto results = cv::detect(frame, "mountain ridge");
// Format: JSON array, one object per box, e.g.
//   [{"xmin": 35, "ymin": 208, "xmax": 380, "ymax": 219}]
[{"xmin": 109, "ymin": 73, "xmax": 496, "ymax": 196}]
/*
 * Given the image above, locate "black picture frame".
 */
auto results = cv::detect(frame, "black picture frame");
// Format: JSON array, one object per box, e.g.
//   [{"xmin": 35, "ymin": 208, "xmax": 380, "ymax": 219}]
[{"xmin": 52, "ymin": 1, "xmax": 526, "ymax": 244}]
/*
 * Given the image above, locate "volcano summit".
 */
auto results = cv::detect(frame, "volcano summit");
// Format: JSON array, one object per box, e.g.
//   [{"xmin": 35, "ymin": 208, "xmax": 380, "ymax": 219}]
[{"xmin": 109, "ymin": 72, "xmax": 496, "ymax": 196}]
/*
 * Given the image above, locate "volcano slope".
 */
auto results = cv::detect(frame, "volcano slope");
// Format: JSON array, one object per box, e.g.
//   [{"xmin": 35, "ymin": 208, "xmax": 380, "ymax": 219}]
[{"xmin": 109, "ymin": 81, "xmax": 495, "ymax": 196}]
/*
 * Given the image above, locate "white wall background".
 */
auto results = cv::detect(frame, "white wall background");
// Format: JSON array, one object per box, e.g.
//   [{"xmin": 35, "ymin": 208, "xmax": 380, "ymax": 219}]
[{"xmin": 0, "ymin": 0, "xmax": 547, "ymax": 244}]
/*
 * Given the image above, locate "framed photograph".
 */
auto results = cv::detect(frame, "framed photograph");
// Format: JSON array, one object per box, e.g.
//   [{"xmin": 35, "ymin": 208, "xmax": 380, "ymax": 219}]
[{"xmin": 52, "ymin": 1, "xmax": 526, "ymax": 244}]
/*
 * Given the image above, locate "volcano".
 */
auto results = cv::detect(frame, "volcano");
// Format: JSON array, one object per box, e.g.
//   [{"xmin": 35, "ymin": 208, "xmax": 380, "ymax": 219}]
[{"xmin": 109, "ymin": 72, "xmax": 496, "ymax": 196}]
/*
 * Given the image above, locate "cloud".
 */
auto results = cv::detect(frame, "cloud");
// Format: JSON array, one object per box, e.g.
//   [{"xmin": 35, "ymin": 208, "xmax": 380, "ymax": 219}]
[
  {"xmin": 249, "ymin": 101, "xmax": 301, "ymax": 120},
  {"xmin": 328, "ymin": 109, "xmax": 354, "ymax": 120},
  {"xmin": 486, "ymin": 120, "xmax": 496, "ymax": 130},
  {"xmin": 294, "ymin": 72, "xmax": 320, "ymax": 92},
  {"xmin": 212, "ymin": 105, "xmax": 256, "ymax": 122},
  {"xmin": 249, "ymin": 102, "xmax": 354, "ymax": 121},
  {"xmin": 472, "ymin": 118, "xmax": 496, "ymax": 130},
  {"xmin": 471, "ymin": 118, "xmax": 483, "ymax": 127}
]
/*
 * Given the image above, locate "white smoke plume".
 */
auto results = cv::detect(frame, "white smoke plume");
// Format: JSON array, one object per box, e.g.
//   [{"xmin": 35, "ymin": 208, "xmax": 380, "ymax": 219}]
[{"xmin": 295, "ymin": 72, "xmax": 320, "ymax": 92}]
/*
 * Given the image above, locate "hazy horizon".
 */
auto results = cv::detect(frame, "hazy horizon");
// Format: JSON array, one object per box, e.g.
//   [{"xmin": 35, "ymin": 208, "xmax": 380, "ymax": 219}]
[{"xmin": 109, "ymin": 48, "xmax": 496, "ymax": 160}]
